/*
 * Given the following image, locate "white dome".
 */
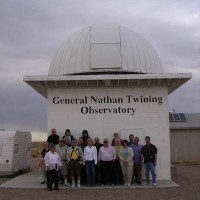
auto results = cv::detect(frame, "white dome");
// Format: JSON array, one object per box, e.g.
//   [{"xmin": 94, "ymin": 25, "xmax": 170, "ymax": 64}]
[{"xmin": 49, "ymin": 25, "xmax": 163, "ymax": 75}]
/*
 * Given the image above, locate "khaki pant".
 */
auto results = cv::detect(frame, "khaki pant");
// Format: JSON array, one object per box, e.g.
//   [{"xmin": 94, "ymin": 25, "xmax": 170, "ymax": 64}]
[
  {"xmin": 120, "ymin": 163, "xmax": 133, "ymax": 184},
  {"xmin": 61, "ymin": 161, "xmax": 68, "ymax": 176}
]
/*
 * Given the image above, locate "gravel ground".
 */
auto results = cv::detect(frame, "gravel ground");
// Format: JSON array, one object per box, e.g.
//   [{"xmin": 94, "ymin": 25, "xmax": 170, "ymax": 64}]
[{"xmin": 0, "ymin": 164, "xmax": 200, "ymax": 200}]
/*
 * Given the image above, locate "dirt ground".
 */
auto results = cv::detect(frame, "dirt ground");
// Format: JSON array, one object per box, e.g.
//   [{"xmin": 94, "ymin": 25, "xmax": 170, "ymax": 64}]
[{"xmin": 0, "ymin": 164, "xmax": 200, "ymax": 200}]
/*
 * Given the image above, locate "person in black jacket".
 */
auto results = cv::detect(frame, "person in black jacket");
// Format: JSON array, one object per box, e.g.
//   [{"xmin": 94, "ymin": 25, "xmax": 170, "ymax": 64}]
[
  {"xmin": 63, "ymin": 129, "xmax": 74, "ymax": 145},
  {"xmin": 94, "ymin": 137, "xmax": 103, "ymax": 155},
  {"xmin": 47, "ymin": 128, "xmax": 59, "ymax": 145}
]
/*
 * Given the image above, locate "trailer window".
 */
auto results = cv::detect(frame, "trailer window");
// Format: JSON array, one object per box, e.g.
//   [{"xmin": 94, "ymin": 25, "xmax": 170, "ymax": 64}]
[{"xmin": 14, "ymin": 144, "xmax": 18, "ymax": 153}]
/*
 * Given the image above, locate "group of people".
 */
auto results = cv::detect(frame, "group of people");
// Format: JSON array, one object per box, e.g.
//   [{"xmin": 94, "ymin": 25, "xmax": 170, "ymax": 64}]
[{"xmin": 39, "ymin": 128, "xmax": 158, "ymax": 191}]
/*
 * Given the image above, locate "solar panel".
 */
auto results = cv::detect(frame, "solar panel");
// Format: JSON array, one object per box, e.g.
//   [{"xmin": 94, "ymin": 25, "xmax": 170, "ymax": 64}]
[
  {"xmin": 179, "ymin": 113, "xmax": 186, "ymax": 121},
  {"xmin": 173, "ymin": 113, "xmax": 180, "ymax": 120},
  {"xmin": 169, "ymin": 113, "xmax": 174, "ymax": 121},
  {"xmin": 169, "ymin": 113, "xmax": 186, "ymax": 122}
]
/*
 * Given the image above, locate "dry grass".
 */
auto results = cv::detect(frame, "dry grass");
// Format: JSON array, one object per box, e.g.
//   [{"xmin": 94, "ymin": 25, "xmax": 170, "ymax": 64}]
[{"xmin": 31, "ymin": 142, "xmax": 43, "ymax": 158}]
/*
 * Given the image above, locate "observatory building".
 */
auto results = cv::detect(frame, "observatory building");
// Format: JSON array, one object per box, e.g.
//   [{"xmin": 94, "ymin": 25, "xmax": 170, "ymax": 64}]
[{"xmin": 24, "ymin": 25, "xmax": 192, "ymax": 180}]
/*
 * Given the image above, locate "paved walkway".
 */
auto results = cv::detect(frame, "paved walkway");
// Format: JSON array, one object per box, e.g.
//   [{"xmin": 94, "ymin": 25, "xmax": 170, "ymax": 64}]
[
  {"xmin": 0, "ymin": 168, "xmax": 178, "ymax": 189},
  {"xmin": 1, "ymin": 164, "xmax": 200, "ymax": 200}
]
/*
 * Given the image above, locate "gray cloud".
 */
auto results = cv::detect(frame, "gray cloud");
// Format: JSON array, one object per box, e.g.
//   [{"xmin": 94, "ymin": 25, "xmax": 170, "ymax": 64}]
[
  {"xmin": 0, "ymin": 0, "xmax": 199, "ymax": 136},
  {"xmin": 0, "ymin": 78, "xmax": 47, "ymax": 131}
]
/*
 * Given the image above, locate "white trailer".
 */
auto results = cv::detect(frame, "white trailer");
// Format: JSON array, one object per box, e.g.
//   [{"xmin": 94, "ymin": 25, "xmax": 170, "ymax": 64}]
[{"xmin": 0, "ymin": 131, "xmax": 32, "ymax": 176}]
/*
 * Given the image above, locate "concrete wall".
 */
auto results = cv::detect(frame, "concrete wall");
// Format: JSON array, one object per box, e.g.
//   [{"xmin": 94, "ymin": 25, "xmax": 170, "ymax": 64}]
[
  {"xmin": 170, "ymin": 129, "xmax": 200, "ymax": 162},
  {"xmin": 47, "ymin": 86, "xmax": 171, "ymax": 180}
]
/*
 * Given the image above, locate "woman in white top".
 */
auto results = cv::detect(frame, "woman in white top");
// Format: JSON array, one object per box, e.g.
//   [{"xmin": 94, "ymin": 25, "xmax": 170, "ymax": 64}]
[
  {"xmin": 119, "ymin": 140, "xmax": 134, "ymax": 187},
  {"xmin": 45, "ymin": 143, "xmax": 62, "ymax": 191},
  {"xmin": 84, "ymin": 138, "xmax": 97, "ymax": 187}
]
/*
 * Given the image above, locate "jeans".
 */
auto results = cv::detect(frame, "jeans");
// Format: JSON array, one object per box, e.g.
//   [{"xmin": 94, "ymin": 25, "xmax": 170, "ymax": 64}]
[
  {"xmin": 144, "ymin": 162, "xmax": 156, "ymax": 183},
  {"xmin": 85, "ymin": 160, "xmax": 95, "ymax": 186},
  {"xmin": 80, "ymin": 164, "xmax": 86, "ymax": 184}
]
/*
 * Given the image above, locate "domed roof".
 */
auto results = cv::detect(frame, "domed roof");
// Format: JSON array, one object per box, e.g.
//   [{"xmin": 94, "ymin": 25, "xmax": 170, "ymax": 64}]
[{"xmin": 49, "ymin": 25, "xmax": 163, "ymax": 75}]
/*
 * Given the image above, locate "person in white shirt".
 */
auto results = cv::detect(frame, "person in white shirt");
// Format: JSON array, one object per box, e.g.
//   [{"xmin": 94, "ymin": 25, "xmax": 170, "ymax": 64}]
[
  {"xmin": 45, "ymin": 143, "xmax": 62, "ymax": 191},
  {"xmin": 98, "ymin": 138, "xmax": 116, "ymax": 186},
  {"xmin": 84, "ymin": 138, "xmax": 97, "ymax": 187}
]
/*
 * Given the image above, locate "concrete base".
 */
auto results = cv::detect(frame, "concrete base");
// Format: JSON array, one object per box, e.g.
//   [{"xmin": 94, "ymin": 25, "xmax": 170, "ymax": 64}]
[{"xmin": 0, "ymin": 169, "xmax": 179, "ymax": 189}]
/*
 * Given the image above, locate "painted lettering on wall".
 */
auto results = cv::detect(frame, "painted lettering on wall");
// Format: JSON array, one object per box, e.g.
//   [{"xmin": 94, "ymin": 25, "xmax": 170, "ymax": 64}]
[{"xmin": 52, "ymin": 95, "xmax": 163, "ymax": 116}]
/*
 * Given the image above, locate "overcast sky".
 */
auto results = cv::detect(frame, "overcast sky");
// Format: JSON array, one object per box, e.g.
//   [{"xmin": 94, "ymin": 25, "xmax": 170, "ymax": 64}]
[{"xmin": 0, "ymin": 0, "xmax": 199, "ymax": 140}]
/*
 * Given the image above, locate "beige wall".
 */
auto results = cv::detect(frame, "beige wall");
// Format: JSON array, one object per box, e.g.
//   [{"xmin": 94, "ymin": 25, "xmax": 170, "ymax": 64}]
[{"xmin": 170, "ymin": 129, "xmax": 200, "ymax": 162}]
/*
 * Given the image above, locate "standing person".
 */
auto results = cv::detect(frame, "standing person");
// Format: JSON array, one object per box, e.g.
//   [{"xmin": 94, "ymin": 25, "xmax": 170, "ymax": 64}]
[
  {"xmin": 128, "ymin": 134, "xmax": 134, "ymax": 146},
  {"xmin": 81, "ymin": 130, "xmax": 90, "ymax": 146},
  {"xmin": 94, "ymin": 137, "xmax": 103, "ymax": 183},
  {"xmin": 111, "ymin": 132, "xmax": 122, "ymax": 146},
  {"xmin": 78, "ymin": 137, "xmax": 86, "ymax": 152},
  {"xmin": 78, "ymin": 137, "xmax": 86, "ymax": 184},
  {"xmin": 130, "ymin": 136, "xmax": 143, "ymax": 184},
  {"xmin": 64, "ymin": 136, "xmax": 71, "ymax": 147},
  {"xmin": 84, "ymin": 138, "xmax": 97, "ymax": 187},
  {"xmin": 63, "ymin": 129, "xmax": 74, "ymax": 145},
  {"xmin": 67, "ymin": 139, "xmax": 84, "ymax": 188},
  {"xmin": 55, "ymin": 138, "xmax": 70, "ymax": 186},
  {"xmin": 94, "ymin": 137, "xmax": 103, "ymax": 155},
  {"xmin": 119, "ymin": 140, "xmax": 134, "ymax": 187},
  {"xmin": 98, "ymin": 138, "xmax": 116, "ymax": 186},
  {"xmin": 39, "ymin": 141, "xmax": 49, "ymax": 184},
  {"xmin": 141, "ymin": 136, "xmax": 158, "ymax": 187},
  {"xmin": 44, "ymin": 143, "xmax": 62, "ymax": 191},
  {"xmin": 113, "ymin": 138, "xmax": 123, "ymax": 184},
  {"xmin": 47, "ymin": 128, "xmax": 59, "ymax": 145}
]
